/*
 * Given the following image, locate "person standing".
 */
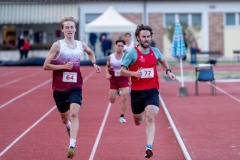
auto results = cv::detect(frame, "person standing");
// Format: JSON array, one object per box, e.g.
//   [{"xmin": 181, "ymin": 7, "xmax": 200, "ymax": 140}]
[
  {"xmin": 22, "ymin": 38, "xmax": 30, "ymax": 59},
  {"xmin": 189, "ymin": 34, "xmax": 198, "ymax": 64},
  {"xmin": 123, "ymin": 32, "xmax": 135, "ymax": 52},
  {"xmin": 43, "ymin": 16, "xmax": 101, "ymax": 159},
  {"xmin": 105, "ymin": 39, "xmax": 129, "ymax": 123},
  {"xmin": 17, "ymin": 35, "xmax": 24, "ymax": 59},
  {"xmin": 100, "ymin": 34, "xmax": 112, "ymax": 56},
  {"xmin": 120, "ymin": 24, "xmax": 175, "ymax": 158}
]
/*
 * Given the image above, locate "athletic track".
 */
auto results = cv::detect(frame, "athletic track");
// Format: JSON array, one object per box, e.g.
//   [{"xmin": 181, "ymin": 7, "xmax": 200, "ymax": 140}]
[{"xmin": 0, "ymin": 65, "xmax": 240, "ymax": 160}]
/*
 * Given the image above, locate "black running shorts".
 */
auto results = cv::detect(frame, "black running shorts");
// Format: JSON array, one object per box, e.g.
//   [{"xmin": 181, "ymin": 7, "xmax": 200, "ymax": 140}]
[
  {"xmin": 130, "ymin": 88, "xmax": 159, "ymax": 114},
  {"xmin": 53, "ymin": 88, "xmax": 82, "ymax": 113}
]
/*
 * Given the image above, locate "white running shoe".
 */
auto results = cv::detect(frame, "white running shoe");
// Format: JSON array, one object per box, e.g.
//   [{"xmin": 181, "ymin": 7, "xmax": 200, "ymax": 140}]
[{"xmin": 119, "ymin": 117, "xmax": 127, "ymax": 123}]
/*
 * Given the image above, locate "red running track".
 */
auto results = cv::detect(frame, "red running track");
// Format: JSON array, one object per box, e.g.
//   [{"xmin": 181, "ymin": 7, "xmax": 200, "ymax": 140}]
[{"xmin": 0, "ymin": 65, "xmax": 240, "ymax": 160}]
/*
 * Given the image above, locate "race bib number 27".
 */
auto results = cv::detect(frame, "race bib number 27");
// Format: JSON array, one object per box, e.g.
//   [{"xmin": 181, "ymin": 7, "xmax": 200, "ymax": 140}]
[
  {"xmin": 141, "ymin": 68, "xmax": 154, "ymax": 78},
  {"xmin": 63, "ymin": 72, "xmax": 77, "ymax": 83}
]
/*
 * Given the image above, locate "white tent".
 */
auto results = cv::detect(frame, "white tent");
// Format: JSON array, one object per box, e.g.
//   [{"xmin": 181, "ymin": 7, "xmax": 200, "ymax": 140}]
[{"xmin": 85, "ymin": 6, "xmax": 137, "ymax": 33}]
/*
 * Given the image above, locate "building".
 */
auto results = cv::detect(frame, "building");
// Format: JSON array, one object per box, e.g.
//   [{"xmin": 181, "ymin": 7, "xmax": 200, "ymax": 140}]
[{"xmin": 0, "ymin": 0, "xmax": 240, "ymax": 60}]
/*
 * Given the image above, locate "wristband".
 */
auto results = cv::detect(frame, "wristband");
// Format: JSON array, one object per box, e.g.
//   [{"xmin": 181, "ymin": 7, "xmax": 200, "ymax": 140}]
[
  {"xmin": 92, "ymin": 62, "xmax": 96, "ymax": 65},
  {"xmin": 166, "ymin": 69, "xmax": 172, "ymax": 74}
]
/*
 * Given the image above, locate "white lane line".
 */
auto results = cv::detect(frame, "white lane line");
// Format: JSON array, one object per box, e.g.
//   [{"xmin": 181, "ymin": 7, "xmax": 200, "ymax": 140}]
[
  {"xmin": 0, "ymin": 106, "xmax": 56, "ymax": 157},
  {"xmin": 89, "ymin": 102, "xmax": 112, "ymax": 160},
  {"xmin": 212, "ymin": 83, "xmax": 240, "ymax": 103},
  {"xmin": 0, "ymin": 70, "xmax": 96, "ymax": 157},
  {"xmin": 159, "ymin": 94, "xmax": 192, "ymax": 160},
  {"xmin": 0, "ymin": 79, "xmax": 51, "ymax": 109},
  {"xmin": 0, "ymin": 70, "xmax": 43, "ymax": 88},
  {"xmin": 1, "ymin": 70, "xmax": 19, "ymax": 76}
]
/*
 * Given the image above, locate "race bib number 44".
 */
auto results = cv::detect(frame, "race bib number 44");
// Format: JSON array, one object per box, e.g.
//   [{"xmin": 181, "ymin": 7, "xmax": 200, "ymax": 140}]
[
  {"xmin": 63, "ymin": 72, "xmax": 77, "ymax": 83},
  {"xmin": 141, "ymin": 68, "xmax": 154, "ymax": 78}
]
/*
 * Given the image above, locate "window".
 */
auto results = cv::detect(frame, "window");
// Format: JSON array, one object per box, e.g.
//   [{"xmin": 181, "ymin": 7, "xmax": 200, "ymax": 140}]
[
  {"xmin": 165, "ymin": 14, "xmax": 175, "ymax": 27},
  {"xmin": 226, "ymin": 13, "xmax": 235, "ymax": 25},
  {"xmin": 192, "ymin": 14, "xmax": 202, "ymax": 28},
  {"xmin": 85, "ymin": 14, "xmax": 101, "ymax": 24},
  {"xmin": 165, "ymin": 13, "xmax": 202, "ymax": 28},
  {"xmin": 179, "ymin": 14, "xmax": 188, "ymax": 26}
]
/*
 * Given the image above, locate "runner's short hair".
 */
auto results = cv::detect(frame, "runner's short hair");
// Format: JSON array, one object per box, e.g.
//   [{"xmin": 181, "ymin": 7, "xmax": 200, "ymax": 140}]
[
  {"xmin": 135, "ymin": 24, "xmax": 153, "ymax": 41},
  {"xmin": 61, "ymin": 16, "xmax": 77, "ymax": 29},
  {"xmin": 115, "ymin": 39, "xmax": 126, "ymax": 45}
]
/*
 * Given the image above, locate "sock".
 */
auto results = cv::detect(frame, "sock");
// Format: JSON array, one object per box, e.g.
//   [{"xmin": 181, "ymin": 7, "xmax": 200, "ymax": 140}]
[
  {"xmin": 69, "ymin": 139, "xmax": 76, "ymax": 148},
  {"xmin": 146, "ymin": 144, "xmax": 152, "ymax": 149},
  {"xmin": 66, "ymin": 119, "xmax": 71, "ymax": 129},
  {"xmin": 120, "ymin": 114, "xmax": 124, "ymax": 117}
]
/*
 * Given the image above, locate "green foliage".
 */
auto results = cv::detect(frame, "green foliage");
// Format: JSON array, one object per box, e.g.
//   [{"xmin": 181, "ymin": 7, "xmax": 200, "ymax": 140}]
[{"xmin": 163, "ymin": 23, "xmax": 201, "ymax": 45}]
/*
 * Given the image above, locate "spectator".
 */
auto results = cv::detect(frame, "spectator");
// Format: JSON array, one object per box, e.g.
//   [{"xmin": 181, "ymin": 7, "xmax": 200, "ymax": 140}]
[
  {"xmin": 123, "ymin": 32, "xmax": 135, "ymax": 52},
  {"xmin": 17, "ymin": 35, "xmax": 24, "ymax": 60},
  {"xmin": 183, "ymin": 32, "xmax": 188, "ymax": 61},
  {"xmin": 100, "ymin": 34, "xmax": 112, "ymax": 56},
  {"xmin": 89, "ymin": 33, "xmax": 97, "ymax": 52},
  {"xmin": 189, "ymin": 34, "xmax": 198, "ymax": 64},
  {"xmin": 22, "ymin": 38, "xmax": 30, "ymax": 59}
]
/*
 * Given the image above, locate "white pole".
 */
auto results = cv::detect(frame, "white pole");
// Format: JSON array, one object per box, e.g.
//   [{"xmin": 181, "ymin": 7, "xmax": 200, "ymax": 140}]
[{"xmin": 180, "ymin": 58, "xmax": 184, "ymax": 87}]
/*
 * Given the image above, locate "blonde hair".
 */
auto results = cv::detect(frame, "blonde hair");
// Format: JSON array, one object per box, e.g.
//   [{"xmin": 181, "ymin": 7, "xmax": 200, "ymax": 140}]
[{"xmin": 60, "ymin": 16, "xmax": 77, "ymax": 29}]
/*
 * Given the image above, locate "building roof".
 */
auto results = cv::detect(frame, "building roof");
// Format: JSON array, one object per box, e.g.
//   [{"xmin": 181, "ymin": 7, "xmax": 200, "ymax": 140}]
[{"xmin": 0, "ymin": 4, "xmax": 78, "ymax": 24}]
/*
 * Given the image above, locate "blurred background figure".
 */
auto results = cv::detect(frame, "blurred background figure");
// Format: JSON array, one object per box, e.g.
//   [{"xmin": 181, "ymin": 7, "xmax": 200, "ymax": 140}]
[
  {"xmin": 183, "ymin": 32, "xmax": 188, "ymax": 61},
  {"xmin": 89, "ymin": 32, "xmax": 97, "ymax": 52},
  {"xmin": 100, "ymin": 33, "xmax": 112, "ymax": 56},
  {"xmin": 123, "ymin": 32, "xmax": 135, "ymax": 52},
  {"xmin": 189, "ymin": 34, "xmax": 198, "ymax": 64},
  {"xmin": 17, "ymin": 35, "xmax": 24, "ymax": 60},
  {"xmin": 22, "ymin": 38, "xmax": 30, "ymax": 59}
]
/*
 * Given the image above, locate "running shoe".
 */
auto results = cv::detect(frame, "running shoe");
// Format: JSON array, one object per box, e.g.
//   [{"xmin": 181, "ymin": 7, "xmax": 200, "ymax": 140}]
[
  {"xmin": 67, "ymin": 146, "xmax": 75, "ymax": 159},
  {"xmin": 145, "ymin": 147, "xmax": 153, "ymax": 158},
  {"xmin": 119, "ymin": 117, "xmax": 127, "ymax": 123}
]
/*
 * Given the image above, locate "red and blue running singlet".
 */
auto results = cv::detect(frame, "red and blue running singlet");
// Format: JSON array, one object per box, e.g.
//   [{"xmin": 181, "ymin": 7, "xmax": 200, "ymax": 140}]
[{"xmin": 128, "ymin": 47, "xmax": 159, "ymax": 90}]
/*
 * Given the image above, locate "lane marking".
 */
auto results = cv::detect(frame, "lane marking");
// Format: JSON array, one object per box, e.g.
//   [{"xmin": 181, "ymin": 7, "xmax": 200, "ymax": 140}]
[
  {"xmin": 161, "ymin": 78, "xmax": 240, "ymax": 160},
  {"xmin": 0, "ymin": 69, "xmax": 96, "ymax": 157},
  {"xmin": 0, "ymin": 70, "xmax": 43, "ymax": 88},
  {"xmin": 159, "ymin": 94, "xmax": 192, "ymax": 160},
  {"xmin": 0, "ymin": 106, "xmax": 56, "ymax": 157},
  {"xmin": 89, "ymin": 102, "xmax": 112, "ymax": 160},
  {"xmin": 210, "ymin": 82, "xmax": 240, "ymax": 103},
  {"xmin": 1, "ymin": 70, "xmax": 20, "ymax": 76},
  {"xmin": 0, "ymin": 79, "xmax": 51, "ymax": 109}
]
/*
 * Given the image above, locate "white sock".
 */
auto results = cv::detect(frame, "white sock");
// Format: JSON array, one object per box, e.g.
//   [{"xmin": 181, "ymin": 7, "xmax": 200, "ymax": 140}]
[
  {"xmin": 69, "ymin": 139, "xmax": 76, "ymax": 148},
  {"xmin": 66, "ymin": 120, "xmax": 71, "ymax": 129}
]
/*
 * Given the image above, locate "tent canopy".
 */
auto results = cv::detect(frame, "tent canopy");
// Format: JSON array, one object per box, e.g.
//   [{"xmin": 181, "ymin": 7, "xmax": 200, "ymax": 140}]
[{"xmin": 85, "ymin": 6, "xmax": 137, "ymax": 33}]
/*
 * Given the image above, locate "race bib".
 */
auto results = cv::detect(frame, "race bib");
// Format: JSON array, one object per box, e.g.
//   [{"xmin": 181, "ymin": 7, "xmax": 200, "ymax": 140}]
[
  {"xmin": 141, "ymin": 68, "xmax": 154, "ymax": 78},
  {"xmin": 114, "ymin": 68, "xmax": 121, "ymax": 77},
  {"xmin": 63, "ymin": 72, "xmax": 77, "ymax": 83}
]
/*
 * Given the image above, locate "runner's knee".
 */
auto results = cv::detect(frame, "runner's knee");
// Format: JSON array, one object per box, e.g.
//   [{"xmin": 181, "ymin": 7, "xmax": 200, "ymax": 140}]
[
  {"xmin": 146, "ymin": 115, "xmax": 155, "ymax": 124},
  {"xmin": 70, "ymin": 112, "xmax": 78, "ymax": 118},
  {"xmin": 110, "ymin": 97, "xmax": 115, "ymax": 103}
]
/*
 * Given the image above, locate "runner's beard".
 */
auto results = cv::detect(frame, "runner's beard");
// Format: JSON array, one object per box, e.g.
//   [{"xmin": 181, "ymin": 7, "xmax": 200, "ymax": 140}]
[{"xmin": 139, "ymin": 40, "xmax": 150, "ymax": 49}]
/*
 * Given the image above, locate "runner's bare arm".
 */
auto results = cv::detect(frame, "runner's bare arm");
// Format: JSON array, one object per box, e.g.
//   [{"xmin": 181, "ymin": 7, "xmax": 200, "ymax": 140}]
[
  {"xmin": 158, "ymin": 59, "xmax": 176, "ymax": 80},
  {"xmin": 120, "ymin": 66, "xmax": 141, "ymax": 78},
  {"xmin": 43, "ymin": 42, "xmax": 73, "ymax": 70},
  {"xmin": 82, "ymin": 42, "xmax": 101, "ymax": 73},
  {"xmin": 105, "ymin": 56, "xmax": 112, "ymax": 80}
]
